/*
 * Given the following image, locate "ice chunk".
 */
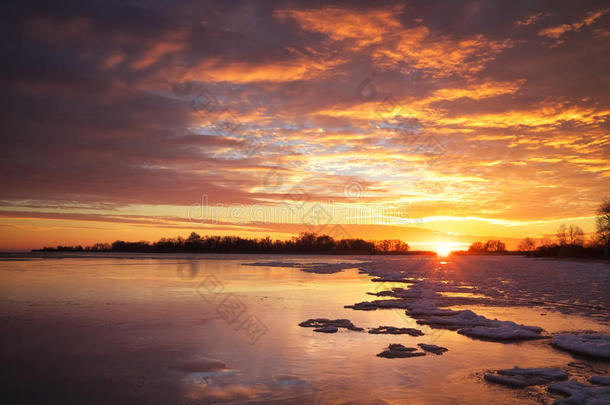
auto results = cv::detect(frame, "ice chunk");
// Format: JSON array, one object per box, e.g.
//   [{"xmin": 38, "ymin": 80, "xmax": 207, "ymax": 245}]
[
  {"xmin": 549, "ymin": 380, "xmax": 610, "ymax": 404},
  {"xmin": 314, "ymin": 325, "xmax": 338, "ymax": 333},
  {"xmin": 459, "ymin": 323, "xmax": 547, "ymax": 341},
  {"xmin": 417, "ymin": 343, "xmax": 448, "ymax": 355},
  {"xmin": 377, "ymin": 350, "xmax": 426, "ymax": 359},
  {"xmin": 498, "ymin": 367, "xmax": 568, "ymax": 379},
  {"xmin": 377, "ymin": 344, "xmax": 425, "ymax": 359},
  {"xmin": 368, "ymin": 326, "xmax": 424, "ymax": 336},
  {"xmin": 405, "ymin": 299, "xmax": 462, "ymax": 316},
  {"xmin": 484, "ymin": 367, "xmax": 567, "ymax": 388},
  {"xmin": 484, "ymin": 374, "xmax": 532, "ymax": 388},
  {"xmin": 298, "ymin": 318, "xmax": 364, "ymax": 331},
  {"xmin": 416, "ymin": 310, "xmax": 491, "ymax": 329},
  {"xmin": 345, "ymin": 299, "xmax": 410, "ymax": 310},
  {"xmin": 590, "ymin": 376, "xmax": 610, "ymax": 386},
  {"xmin": 388, "ymin": 343, "xmax": 418, "ymax": 352},
  {"xmin": 552, "ymin": 334, "xmax": 610, "ymax": 359},
  {"xmin": 416, "ymin": 309, "xmax": 546, "ymax": 341},
  {"xmin": 371, "ymin": 277, "xmax": 411, "ymax": 283}
]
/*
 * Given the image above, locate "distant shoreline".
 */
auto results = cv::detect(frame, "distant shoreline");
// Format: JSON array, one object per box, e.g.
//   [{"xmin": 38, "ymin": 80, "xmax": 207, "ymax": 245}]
[
  {"xmin": 26, "ymin": 249, "xmax": 438, "ymax": 256},
  {"xmin": 3, "ymin": 252, "xmax": 609, "ymax": 265},
  {"xmin": 22, "ymin": 229, "xmax": 610, "ymax": 260}
]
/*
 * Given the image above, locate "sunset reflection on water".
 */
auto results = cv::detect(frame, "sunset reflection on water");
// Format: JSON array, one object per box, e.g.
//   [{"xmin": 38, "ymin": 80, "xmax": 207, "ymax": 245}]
[{"xmin": 0, "ymin": 254, "xmax": 608, "ymax": 404}]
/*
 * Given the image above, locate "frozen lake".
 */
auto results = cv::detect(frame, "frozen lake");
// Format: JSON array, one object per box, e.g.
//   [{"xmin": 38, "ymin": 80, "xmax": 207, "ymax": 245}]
[{"xmin": 1, "ymin": 254, "xmax": 608, "ymax": 404}]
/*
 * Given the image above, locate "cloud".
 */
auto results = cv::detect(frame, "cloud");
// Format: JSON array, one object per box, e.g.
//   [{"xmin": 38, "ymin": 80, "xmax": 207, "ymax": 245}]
[
  {"xmin": 516, "ymin": 12, "xmax": 548, "ymax": 26},
  {"xmin": 275, "ymin": 6, "xmax": 403, "ymax": 48},
  {"xmin": 183, "ymin": 55, "xmax": 345, "ymax": 84},
  {"xmin": 276, "ymin": 5, "xmax": 513, "ymax": 78},
  {"xmin": 130, "ymin": 29, "xmax": 188, "ymax": 70},
  {"xmin": 1, "ymin": 0, "xmax": 609, "ymax": 249},
  {"xmin": 538, "ymin": 8, "xmax": 609, "ymax": 39}
]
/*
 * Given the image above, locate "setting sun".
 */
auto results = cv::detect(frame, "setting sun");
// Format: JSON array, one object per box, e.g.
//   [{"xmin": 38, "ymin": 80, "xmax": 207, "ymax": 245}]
[
  {"xmin": 434, "ymin": 242, "xmax": 452, "ymax": 257},
  {"xmin": 434, "ymin": 242, "xmax": 465, "ymax": 257}
]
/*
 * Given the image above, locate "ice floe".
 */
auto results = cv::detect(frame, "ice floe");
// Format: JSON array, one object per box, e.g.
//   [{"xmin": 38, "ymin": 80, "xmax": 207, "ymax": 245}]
[
  {"xmin": 405, "ymin": 298, "xmax": 462, "ymax": 317},
  {"xmin": 459, "ymin": 323, "xmax": 547, "ymax": 341},
  {"xmin": 371, "ymin": 277, "xmax": 413, "ymax": 283},
  {"xmin": 590, "ymin": 376, "xmax": 610, "ymax": 386},
  {"xmin": 298, "ymin": 318, "xmax": 364, "ymax": 332},
  {"xmin": 484, "ymin": 367, "xmax": 567, "ymax": 388},
  {"xmin": 376, "ymin": 344, "xmax": 426, "ymax": 359},
  {"xmin": 417, "ymin": 343, "xmax": 448, "ymax": 355},
  {"xmin": 552, "ymin": 334, "xmax": 610, "ymax": 359},
  {"xmin": 416, "ymin": 310, "xmax": 547, "ymax": 341},
  {"xmin": 314, "ymin": 325, "xmax": 338, "ymax": 333},
  {"xmin": 549, "ymin": 380, "xmax": 610, "ymax": 404},
  {"xmin": 345, "ymin": 299, "xmax": 410, "ymax": 311},
  {"xmin": 368, "ymin": 326, "xmax": 424, "ymax": 336},
  {"xmin": 345, "ymin": 272, "xmax": 547, "ymax": 342}
]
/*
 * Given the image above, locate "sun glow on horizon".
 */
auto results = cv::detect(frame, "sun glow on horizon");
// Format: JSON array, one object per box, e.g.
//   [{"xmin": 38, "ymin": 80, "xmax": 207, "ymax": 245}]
[
  {"xmin": 434, "ymin": 242, "xmax": 463, "ymax": 257},
  {"xmin": 435, "ymin": 243, "xmax": 452, "ymax": 257}
]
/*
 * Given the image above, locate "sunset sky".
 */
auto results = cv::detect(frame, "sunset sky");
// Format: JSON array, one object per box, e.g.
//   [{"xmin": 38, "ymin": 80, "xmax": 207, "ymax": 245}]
[{"xmin": 1, "ymin": 0, "xmax": 609, "ymax": 250}]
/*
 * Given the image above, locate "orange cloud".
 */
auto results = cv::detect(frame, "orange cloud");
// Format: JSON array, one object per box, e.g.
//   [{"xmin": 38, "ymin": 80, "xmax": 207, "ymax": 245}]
[
  {"xmin": 428, "ymin": 80, "xmax": 524, "ymax": 101},
  {"xmin": 131, "ymin": 29, "xmax": 188, "ymax": 70},
  {"xmin": 313, "ymin": 80, "xmax": 523, "ymax": 123},
  {"xmin": 436, "ymin": 104, "xmax": 610, "ymax": 129},
  {"xmin": 179, "ymin": 55, "xmax": 344, "ymax": 84},
  {"xmin": 277, "ymin": 5, "xmax": 512, "ymax": 77},
  {"xmin": 538, "ymin": 8, "xmax": 609, "ymax": 39},
  {"xmin": 103, "ymin": 53, "xmax": 124, "ymax": 69},
  {"xmin": 376, "ymin": 31, "xmax": 512, "ymax": 77},
  {"xmin": 516, "ymin": 12, "xmax": 548, "ymax": 26},
  {"xmin": 275, "ymin": 6, "xmax": 402, "ymax": 48}
]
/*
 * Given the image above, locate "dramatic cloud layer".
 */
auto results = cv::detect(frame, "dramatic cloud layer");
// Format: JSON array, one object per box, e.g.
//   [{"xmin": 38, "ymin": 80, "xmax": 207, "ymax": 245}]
[{"xmin": 1, "ymin": 0, "xmax": 609, "ymax": 249}]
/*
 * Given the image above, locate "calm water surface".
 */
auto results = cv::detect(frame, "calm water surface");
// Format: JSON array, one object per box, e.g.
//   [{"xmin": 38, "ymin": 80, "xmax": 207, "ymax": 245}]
[{"xmin": 1, "ymin": 254, "xmax": 608, "ymax": 404}]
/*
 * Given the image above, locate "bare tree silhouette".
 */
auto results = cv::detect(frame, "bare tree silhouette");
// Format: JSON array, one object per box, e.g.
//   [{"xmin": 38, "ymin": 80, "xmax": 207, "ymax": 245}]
[
  {"xmin": 568, "ymin": 225, "xmax": 584, "ymax": 246},
  {"xmin": 518, "ymin": 237, "xmax": 536, "ymax": 252},
  {"xmin": 597, "ymin": 198, "xmax": 610, "ymax": 258},
  {"xmin": 556, "ymin": 224, "xmax": 568, "ymax": 246}
]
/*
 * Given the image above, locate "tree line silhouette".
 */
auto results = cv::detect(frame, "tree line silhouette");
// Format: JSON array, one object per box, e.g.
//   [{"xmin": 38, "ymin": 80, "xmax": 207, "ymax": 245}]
[
  {"xmin": 516, "ymin": 198, "xmax": 610, "ymax": 258},
  {"xmin": 467, "ymin": 240, "xmax": 507, "ymax": 253},
  {"xmin": 33, "ymin": 199, "xmax": 610, "ymax": 259},
  {"xmin": 35, "ymin": 232, "xmax": 416, "ymax": 255},
  {"xmin": 456, "ymin": 199, "xmax": 610, "ymax": 258}
]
